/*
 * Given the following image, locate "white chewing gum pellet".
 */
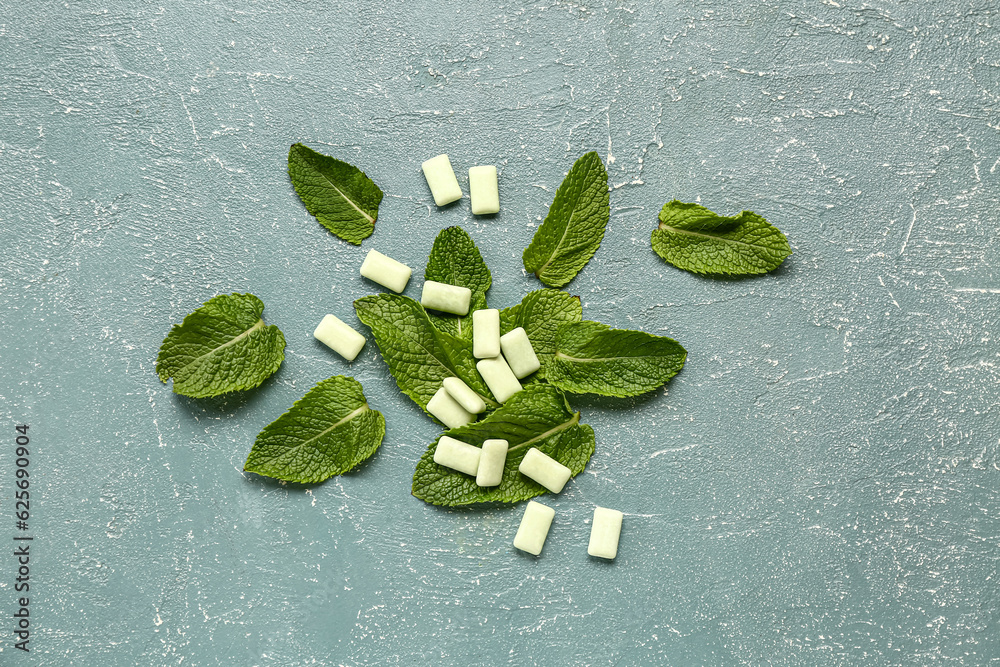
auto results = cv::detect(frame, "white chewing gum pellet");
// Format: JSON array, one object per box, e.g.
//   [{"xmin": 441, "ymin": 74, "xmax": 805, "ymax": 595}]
[
  {"xmin": 588, "ymin": 507, "xmax": 624, "ymax": 560},
  {"xmin": 476, "ymin": 439, "xmax": 508, "ymax": 487},
  {"xmin": 421, "ymin": 280, "xmax": 472, "ymax": 315},
  {"xmin": 442, "ymin": 377, "xmax": 486, "ymax": 414},
  {"xmin": 518, "ymin": 447, "xmax": 571, "ymax": 494},
  {"xmin": 421, "ymin": 154, "xmax": 462, "ymax": 206},
  {"xmin": 499, "ymin": 327, "xmax": 540, "ymax": 379},
  {"xmin": 513, "ymin": 501, "xmax": 555, "ymax": 556},
  {"xmin": 360, "ymin": 249, "xmax": 411, "ymax": 293},
  {"xmin": 476, "ymin": 356, "xmax": 522, "ymax": 404},
  {"xmin": 427, "ymin": 386, "xmax": 475, "ymax": 429},
  {"xmin": 313, "ymin": 314, "xmax": 366, "ymax": 362},
  {"xmin": 473, "ymin": 308, "xmax": 500, "ymax": 359},
  {"xmin": 433, "ymin": 436, "xmax": 481, "ymax": 477},
  {"xmin": 468, "ymin": 165, "xmax": 499, "ymax": 215}
]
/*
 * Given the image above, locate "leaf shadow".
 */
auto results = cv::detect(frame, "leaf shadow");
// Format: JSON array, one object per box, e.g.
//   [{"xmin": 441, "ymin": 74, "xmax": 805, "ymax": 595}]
[
  {"xmin": 587, "ymin": 554, "xmax": 618, "ymax": 566},
  {"xmin": 242, "ymin": 471, "xmax": 312, "ymax": 491},
  {"xmin": 425, "ymin": 499, "xmax": 519, "ymax": 515},
  {"xmin": 170, "ymin": 368, "xmax": 280, "ymax": 417},
  {"xmin": 432, "ymin": 198, "xmax": 464, "ymax": 213},
  {"xmin": 567, "ymin": 389, "xmax": 663, "ymax": 413}
]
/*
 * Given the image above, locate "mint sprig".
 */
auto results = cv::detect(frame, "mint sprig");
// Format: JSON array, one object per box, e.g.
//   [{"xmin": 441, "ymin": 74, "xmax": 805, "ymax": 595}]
[
  {"xmin": 424, "ymin": 226, "xmax": 492, "ymax": 339},
  {"xmin": 287, "ymin": 143, "xmax": 383, "ymax": 245},
  {"xmin": 354, "ymin": 293, "xmax": 498, "ymax": 418},
  {"xmin": 244, "ymin": 376, "xmax": 385, "ymax": 483},
  {"xmin": 156, "ymin": 293, "xmax": 285, "ymax": 398},
  {"xmin": 411, "ymin": 385, "xmax": 595, "ymax": 506},
  {"xmin": 546, "ymin": 321, "xmax": 687, "ymax": 397},
  {"xmin": 500, "ymin": 288, "xmax": 582, "ymax": 379},
  {"xmin": 651, "ymin": 200, "xmax": 791, "ymax": 276},
  {"xmin": 522, "ymin": 151, "xmax": 610, "ymax": 287}
]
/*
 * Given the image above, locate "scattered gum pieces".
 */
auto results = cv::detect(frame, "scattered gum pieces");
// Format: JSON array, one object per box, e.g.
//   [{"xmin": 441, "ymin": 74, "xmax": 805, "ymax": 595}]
[
  {"xmin": 427, "ymin": 386, "xmax": 475, "ymax": 429},
  {"xmin": 421, "ymin": 280, "xmax": 472, "ymax": 315},
  {"xmin": 499, "ymin": 327, "xmax": 540, "ymax": 378},
  {"xmin": 476, "ymin": 439, "xmax": 508, "ymax": 487},
  {"xmin": 588, "ymin": 506, "xmax": 623, "ymax": 560},
  {"xmin": 473, "ymin": 308, "xmax": 500, "ymax": 359},
  {"xmin": 360, "ymin": 249, "xmax": 411, "ymax": 293},
  {"xmin": 433, "ymin": 436, "xmax": 481, "ymax": 477},
  {"xmin": 519, "ymin": 447, "xmax": 571, "ymax": 493},
  {"xmin": 468, "ymin": 165, "xmax": 499, "ymax": 215},
  {"xmin": 476, "ymin": 356, "xmax": 522, "ymax": 403},
  {"xmin": 442, "ymin": 377, "xmax": 486, "ymax": 414},
  {"xmin": 421, "ymin": 154, "xmax": 462, "ymax": 206},
  {"xmin": 513, "ymin": 500, "xmax": 555, "ymax": 556},
  {"xmin": 313, "ymin": 314, "xmax": 366, "ymax": 362}
]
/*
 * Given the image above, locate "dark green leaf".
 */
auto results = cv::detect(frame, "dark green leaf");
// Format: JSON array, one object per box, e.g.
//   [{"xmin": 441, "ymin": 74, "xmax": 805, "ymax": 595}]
[
  {"xmin": 651, "ymin": 200, "xmax": 791, "ymax": 276},
  {"xmin": 156, "ymin": 293, "xmax": 285, "ymax": 398},
  {"xmin": 547, "ymin": 321, "xmax": 687, "ymax": 397},
  {"xmin": 354, "ymin": 293, "xmax": 498, "ymax": 418},
  {"xmin": 287, "ymin": 143, "xmax": 383, "ymax": 245},
  {"xmin": 499, "ymin": 289, "xmax": 582, "ymax": 378},
  {"xmin": 522, "ymin": 152, "xmax": 610, "ymax": 287},
  {"xmin": 244, "ymin": 376, "xmax": 385, "ymax": 483},
  {"xmin": 424, "ymin": 227, "xmax": 492, "ymax": 339},
  {"xmin": 412, "ymin": 385, "xmax": 595, "ymax": 506}
]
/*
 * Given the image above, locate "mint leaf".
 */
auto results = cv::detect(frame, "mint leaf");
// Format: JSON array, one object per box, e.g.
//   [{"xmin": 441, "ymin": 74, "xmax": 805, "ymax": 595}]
[
  {"xmin": 424, "ymin": 226, "xmax": 491, "ymax": 295},
  {"xmin": 354, "ymin": 293, "xmax": 498, "ymax": 417},
  {"xmin": 424, "ymin": 227, "xmax": 491, "ymax": 339},
  {"xmin": 244, "ymin": 376, "xmax": 385, "ymax": 483},
  {"xmin": 651, "ymin": 201, "xmax": 791, "ymax": 276},
  {"xmin": 546, "ymin": 321, "xmax": 687, "ymax": 397},
  {"xmin": 411, "ymin": 385, "xmax": 595, "ymax": 506},
  {"xmin": 287, "ymin": 143, "xmax": 383, "ymax": 245},
  {"xmin": 500, "ymin": 289, "xmax": 582, "ymax": 378},
  {"xmin": 156, "ymin": 293, "xmax": 285, "ymax": 398},
  {"xmin": 522, "ymin": 152, "xmax": 610, "ymax": 287}
]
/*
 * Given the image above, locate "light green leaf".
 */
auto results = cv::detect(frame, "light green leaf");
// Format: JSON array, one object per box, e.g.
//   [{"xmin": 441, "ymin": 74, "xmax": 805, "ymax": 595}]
[
  {"xmin": 287, "ymin": 143, "xmax": 383, "ymax": 245},
  {"xmin": 244, "ymin": 376, "xmax": 385, "ymax": 483},
  {"xmin": 411, "ymin": 385, "xmax": 595, "ymax": 506},
  {"xmin": 354, "ymin": 293, "xmax": 498, "ymax": 418},
  {"xmin": 424, "ymin": 227, "xmax": 491, "ymax": 339},
  {"xmin": 499, "ymin": 289, "xmax": 582, "ymax": 378},
  {"xmin": 522, "ymin": 152, "xmax": 610, "ymax": 287},
  {"xmin": 156, "ymin": 293, "xmax": 285, "ymax": 398},
  {"xmin": 547, "ymin": 321, "xmax": 687, "ymax": 397},
  {"xmin": 651, "ymin": 200, "xmax": 791, "ymax": 276}
]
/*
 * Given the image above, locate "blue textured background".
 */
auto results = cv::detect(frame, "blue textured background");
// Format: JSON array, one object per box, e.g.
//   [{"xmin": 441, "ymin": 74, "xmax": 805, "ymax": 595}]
[{"xmin": 1, "ymin": 1, "xmax": 998, "ymax": 664}]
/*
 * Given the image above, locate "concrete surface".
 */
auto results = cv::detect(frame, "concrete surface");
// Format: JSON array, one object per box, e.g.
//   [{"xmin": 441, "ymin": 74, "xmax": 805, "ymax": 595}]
[{"xmin": 0, "ymin": 0, "xmax": 998, "ymax": 664}]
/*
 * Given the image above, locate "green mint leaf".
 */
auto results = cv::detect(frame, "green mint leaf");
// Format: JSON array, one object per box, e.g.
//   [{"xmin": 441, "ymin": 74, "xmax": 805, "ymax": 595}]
[
  {"xmin": 499, "ymin": 288, "xmax": 582, "ymax": 378},
  {"xmin": 546, "ymin": 321, "xmax": 687, "ymax": 397},
  {"xmin": 156, "ymin": 293, "xmax": 285, "ymax": 398},
  {"xmin": 424, "ymin": 226, "xmax": 492, "ymax": 295},
  {"xmin": 522, "ymin": 151, "xmax": 610, "ymax": 287},
  {"xmin": 424, "ymin": 226, "xmax": 491, "ymax": 339},
  {"xmin": 411, "ymin": 385, "xmax": 595, "ymax": 506},
  {"xmin": 287, "ymin": 143, "xmax": 383, "ymax": 245},
  {"xmin": 244, "ymin": 376, "xmax": 385, "ymax": 483},
  {"xmin": 651, "ymin": 200, "xmax": 791, "ymax": 276},
  {"xmin": 354, "ymin": 293, "xmax": 498, "ymax": 418}
]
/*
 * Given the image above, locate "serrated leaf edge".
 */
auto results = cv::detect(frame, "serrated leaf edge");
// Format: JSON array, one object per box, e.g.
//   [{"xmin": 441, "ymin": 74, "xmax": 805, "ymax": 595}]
[
  {"xmin": 353, "ymin": 295, "xmax": 500, "ymax": 413},
  {"xmin": 243, "ymin": 377, "xmax": 384, "ymax": 483},
  {"xmin": 525, "ymin": 151, "xmax": 609, "ymax": 286},
  {"xmin": 289, "ymin": 143, "xmax": 379, "ymax": 225}
]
